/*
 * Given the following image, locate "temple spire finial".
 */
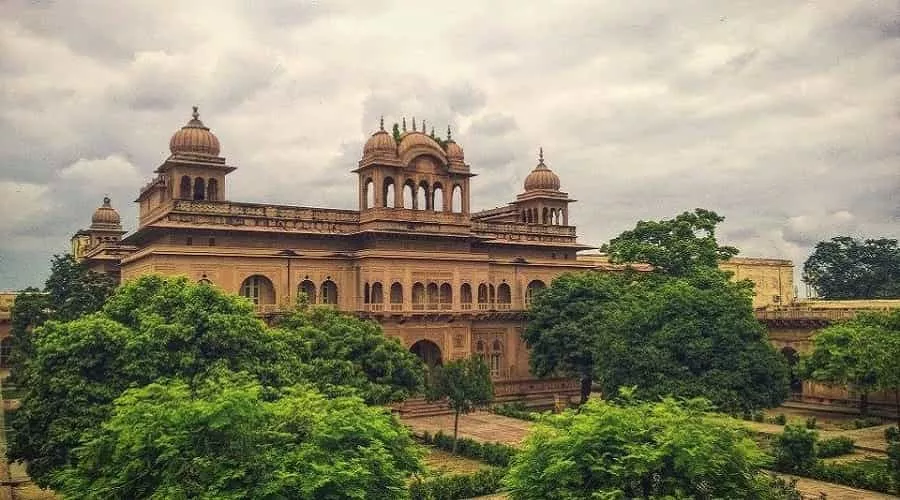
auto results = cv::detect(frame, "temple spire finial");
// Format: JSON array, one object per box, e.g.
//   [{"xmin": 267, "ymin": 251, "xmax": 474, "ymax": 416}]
[
  {"xmin": 192, "ymin": 105, "xmax": 199, "ymax": 120},
  {"xmin": 447, "ymin": 125, "xmax": 452, "ymax": 141},
  {"xmin": 539, "ymin": 146, "xmax": 544, "ymax": 164},
  {"xmin": 379, "ymin": 116, "xmax": 384, "ymax": 131},
  {"xmin": 412, "ymin": 116, "xmax": 417, "ymax": 132},
  {"xmin": 402, "ymin": 117, "xmax": 407, "ymax": 132}
]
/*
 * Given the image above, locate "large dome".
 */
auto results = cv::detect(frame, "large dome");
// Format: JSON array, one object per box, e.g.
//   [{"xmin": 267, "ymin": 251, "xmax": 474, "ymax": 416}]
[
  {"xmin": 169, "ymin": 106, "xmax": 221, "ymax": 157},
  {"xmin": 91, "ymin": 197, "xmax": 121, "ymax": 226},
  {"xmin": 523, "ymin": 149, "xmax": 560, "ymax": 191}
]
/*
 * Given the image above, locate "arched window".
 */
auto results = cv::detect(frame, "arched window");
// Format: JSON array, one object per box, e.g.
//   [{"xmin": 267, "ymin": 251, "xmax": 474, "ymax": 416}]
[
  {"xmin": 490, "ymin": 340, "xmax": 503, "ymax": 377},
  {"xmin": 525, "ymin": 280, "xmax": 546, "ymax": 307},
  {"xmin": 365, "ymin": 178, "xmax": 375, "ymax": 209},
  {"xmin": 363, "ymin": 282, "xmax": 371, "ymax": 304},
  {"xmin": 417, "ymin": 181, "xmax": 429, "ymax": 210},
  {"xmin": 180, "ymin": 175, "xmax": 191, "ymax": 199},
  {"xmin": 390, "ymin": 282, "xmax": 403, "ymax": 311},
  {"xmin": 403, "ymin": 181, "xmax": 415, "ymax": 209},
  {"xmin": 475, "ymin": 340, "xmax": 485, "ymax": 362},
  {"xmin": 298, "ymin": 280, "xmax": 317, "ymax": 303},
  {"xmin": 451, "ymin": 185, "xmax": 463, "ymax": 213},
  {"xmin": 193, "ymin": 177, "xmax": 206, "ymax": 200},
  {"xmin": 432, "ymin": 183, "xmax": 444, "ymax": 212},
  {"xmin": 239, "ymin": 275, "xmax": 275, "ymax": 306},
  {"xmin": 439, "ymin": 283, "xmax": 452, "ymax": 309},
  {"xmin": 426, "ymin": 283, "xmax": 439, "ymax": 310},
  {"xmin": 320, "ymin": 280, "xmax": 338, "ymax": 305},
  {"xmin": 383, "ymin": 177, "xmax": 395, "ymax": 208},
  {"xmin": 371, "ymin": 282, "xmax": 384, "ymax": 304},
  {"xmin": 0, "ymin": 337, "xmax": 12, "ymax": 369},
  {"xmin": 412, "ymin": 282, "xmax": 425, "ymax": 310},
  {"xmin": 460, "ymin": 283, "xmax": 473, "ymax": 310},
  {"xmin": 497, "ymin": 283, "xmax": 511, "ymax": 309},
  {"xmin": 207, "ymin": 178, "xmax": 219, "ymax": 201},
  {"xmin": 477, "ymin": 283, "xmax": 489, "ymax": 310}
]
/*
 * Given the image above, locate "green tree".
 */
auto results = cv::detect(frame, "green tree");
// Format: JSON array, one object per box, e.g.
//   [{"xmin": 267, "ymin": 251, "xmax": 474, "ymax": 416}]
[
  {"xmin": 271, "ymin": 305, "xmax": 426, "ymax": 404},
  {"xmin": 773, "ymin": 425, "xmax": 818, "ymax": 473},
  {"xmin": 426, "ymin": 356, "xmax": 494, "ymax": 452},
  {"xmin": 7, "ymin": 254, "xmax": 115, "ymax": 382},
  {"xmin": 604, "ymin": 208, "xmax": 739, "ymax": 277},
  {"xmin": 503, "ymin": 396, "xmax": 794, "ymax": 499},
  {"xmin": 8, "ymin": 275, "xmax": 277, "ymax": 487},
  {"xmin": 53, "ymin": 373, "xmax": 421, "ymax": 499},
  {"xmin": 523, "ymin": 271, "xmax": 629, "ymax": 404},
  {"xmin": 800, "ymin": 321, "xmax": 883, "ymax": 416},
  {"xmin": 803, "ymin": 236, "xmax": 900, "ymax": 299}
]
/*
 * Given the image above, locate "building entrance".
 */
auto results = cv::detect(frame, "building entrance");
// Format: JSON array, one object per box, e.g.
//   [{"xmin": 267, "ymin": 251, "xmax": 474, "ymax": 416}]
[{"xmin": 410, "ymin": 339, "xmax": 442, "ymax": 368}]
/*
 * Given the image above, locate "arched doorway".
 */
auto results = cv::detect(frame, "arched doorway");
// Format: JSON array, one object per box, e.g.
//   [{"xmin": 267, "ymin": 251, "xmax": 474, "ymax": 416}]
[
  {"xmin": 410, "ymin": 339, "xmax": 442, "ymax": 368},
  {"xmin": 781, "ymin": 346, "xmax": 802, "ymax": 393}
]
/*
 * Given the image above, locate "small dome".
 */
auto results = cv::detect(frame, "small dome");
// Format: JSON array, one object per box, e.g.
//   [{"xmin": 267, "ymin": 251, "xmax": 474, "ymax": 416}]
[
  {"xmin": 169, "ymin": 106, "xmax": 221, "ymax": 157},
  {"xmin": 446, "ymin": 140, "xmax": 464, "ymax": 161},
  {"xmin": 91, "ymin": 197, "xmax": 121, "ymax": 226},
  {"xmin": 363, "ymin": 119, "xmax": 397, "ymax": 155},
  {"xmin": 524, "ymin": 148, "xmax": 561, "ymax": 191}
]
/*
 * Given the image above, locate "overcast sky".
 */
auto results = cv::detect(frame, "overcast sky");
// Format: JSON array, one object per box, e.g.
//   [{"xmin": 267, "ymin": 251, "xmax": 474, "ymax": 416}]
[{"xmin": 1, "ymin": 0, "xmax": 897, "ymax": 293}]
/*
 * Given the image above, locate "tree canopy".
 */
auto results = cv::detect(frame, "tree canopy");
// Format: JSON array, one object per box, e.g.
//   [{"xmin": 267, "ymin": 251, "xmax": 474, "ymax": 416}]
[
  {"xmin": 604, "ymin": 208, "xmax": 739, "ymax": 276},
  {"xmin": 53, "ymin": 373, "xmax": 421, "ymax": 500},
  {"xmin": 504, "ymin": 395, "xmax": 792, "ymax": 499},
  {"xmin": 426, "ymin": 356, "xmax": 493, "ymax": 451},
  {"xmin": 10, "ymin": 274, "xmax": 427, "ymax": 489},
  {"xmin": 803, "ymin": 236, "xmax": 900, "ymax": 299}
]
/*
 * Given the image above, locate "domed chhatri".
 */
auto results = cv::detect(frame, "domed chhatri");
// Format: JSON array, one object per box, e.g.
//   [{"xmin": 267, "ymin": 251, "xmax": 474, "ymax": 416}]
[
  {"xmin": 398, "ymin": 129, "xmax": 445, "ymax": 157},
  {"xmin": 363, "ymin": 117, "xmax": 398, "ymax": 155},
  {"xmin": 169, "ymin": 106, "xmax": 221, "ymax": 157},
  {"xmin": 445, "ymin": 126, "xmax": 464, "ymax": 161},
  {"xmin": 91, "ymin": 196, "xmax": 121, "ymax": 227},
  {"xmin": 523, "ymin": 147, "xmax": 561, "ymax": 191}
]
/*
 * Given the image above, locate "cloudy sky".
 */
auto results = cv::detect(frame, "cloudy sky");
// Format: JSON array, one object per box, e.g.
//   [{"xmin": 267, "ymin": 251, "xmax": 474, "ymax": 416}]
[{"xmin": 1, "ymin": 0, "xmax": 898, "ymax": 293}]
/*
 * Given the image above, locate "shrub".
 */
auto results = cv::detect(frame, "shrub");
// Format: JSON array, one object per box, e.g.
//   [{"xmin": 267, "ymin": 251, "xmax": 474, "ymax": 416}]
[
  {"xmin": 817, "ymin": 436, "xmax": 855, "ymax": 458},
  {"xmin": 421, "ymin": 430, "xmax": 516, "ymax": 468},
  {"xmin": 773, "ymin": 425, "xmax": 818, "ymax": 473},
  {"xmin": 753, "ymin": 410, "xmax": 766, "ymax": 422},
  {"xmin": 409, "ymin": 468, "xmax": 506, "ymax": 500},
  {"xmin": 847, "ymin": 417, "xmax": 883, "ymax": 429},
  {"xmin": 805, "ymin": 416, "xmax": 817, "ymax": 429},
  {"xmin": 493, "ymin": 402, "xmax": 539, "ymax": 422},
  {"xmin": 885, "ymin": 426, "xmax": 900, "ymax": 444},
  {"xmin": 887, "ymin": 441, "xmax": 900, "ymax": 491},
  {"xmin": 810, "ymin": 458, "xmax": 895, "ymax": 494},
  {"xmin": 773, "ymin": 414, "xmax": 787, "ymax": 425}
]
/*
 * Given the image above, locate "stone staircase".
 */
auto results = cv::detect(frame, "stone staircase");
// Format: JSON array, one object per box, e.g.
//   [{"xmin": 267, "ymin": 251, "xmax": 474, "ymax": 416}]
[{"xmin": 392, "ymin": 397, "xmax": 454, "ymax": 418}]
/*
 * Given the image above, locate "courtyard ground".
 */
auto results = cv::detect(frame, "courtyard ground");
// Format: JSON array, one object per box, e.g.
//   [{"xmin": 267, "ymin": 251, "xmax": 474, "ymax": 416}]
[{"xmin": 402, "ymin": 410, "xmax": 900, "ymax": 500}]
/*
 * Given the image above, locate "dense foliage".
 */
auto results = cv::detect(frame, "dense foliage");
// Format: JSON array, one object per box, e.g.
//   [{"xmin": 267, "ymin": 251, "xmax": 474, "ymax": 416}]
[
  {"xmin": 772, "ymin": 425, "xmax": 818, "ymax": 473},
  {"xmin": 604, "ymin": 208, "xmax": 739, "ymax": 277},
  {"xmin": 8, "ymin": 254, "xmax": 116, "ymax": 382},
  {"xmin": 801, "ymin": 310, "xmax": 900, "ymax": 420},
  {"xmin": 420, "ymin": 431, "xmax": 516, "ymax": 468},
  {"xmin": 54, "ymin": 374, "xmax": 420, "ymax": 499},
  {"xmin": 817, "ymin": 436, "xmax": 856, "ymax": 458},
  {"xmin": 409, "ymin": 468, "xmax": 506, "ymax": 500},
  {"xmin": 426, "ymin": 356, "xmax": 494, "ymax": 451},
  {"xmin": 10, "ymin": 275, "xmax": 427, "ymax": 491},
  {"xmin": 803, "ymin": 236, "xmax": 900, "ymax": 299},
  {"xmin": 504, "ymin": 396, "xmax": 795, "ymax": 499}
]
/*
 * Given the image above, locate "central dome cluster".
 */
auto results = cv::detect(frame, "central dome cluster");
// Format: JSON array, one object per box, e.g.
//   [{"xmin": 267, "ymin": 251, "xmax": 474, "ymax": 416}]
[
  {"xmin": 91, "ymin": 197, "xmax": 121, "ymax": 227},
  {"xmin": 169, "ymin": 106, "xmax": 221, "ymax": 157},
  {"xmin": 361, "ymin": 118, "xmax": 465, "ymax": 164}
]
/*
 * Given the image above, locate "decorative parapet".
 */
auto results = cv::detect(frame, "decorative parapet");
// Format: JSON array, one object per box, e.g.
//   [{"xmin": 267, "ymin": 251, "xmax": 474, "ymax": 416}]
[
  {"xmin": 156, "ymin": 200, "xmax": 361, "ymax": 234},
  {"xmin": 472, "ymin": 221, "xmax": 577, "ymax": 243},
  {"xmin": 359, "ymin": 207, "xmax": 471, "ymax": 226}
]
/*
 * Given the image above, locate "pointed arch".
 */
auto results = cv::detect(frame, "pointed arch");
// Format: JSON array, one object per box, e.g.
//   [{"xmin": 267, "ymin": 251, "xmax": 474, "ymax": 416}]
[
  {"xmin": 412, "ymin": 282, "xmax": 425, "ymax": 310},
  {"xmin": 298, "ymin": 280, "xmax": 316, "ymax": 303},
  {"xmin": 390, "ymin": 282, "xmax": 403, "ymax": 311},
  {"xmin": 460, "ymin": 283, "xmax": 473, "ymax": 310},
  {"xmin": 371, "ymin": 282, "xmax": 384, "ymax": 304},
  {"xmin": 364, "ymin": 178, "xmax": 375, "ymax": 209},
  {"xmin": 490, "ymin": 339, "xmax": 503, "ymax": 376},
  {"xmin": 383, "ymin": 177, "xmax": 395, "ymax": 208},
  {"xmin": 180, "ymin": 176, "xmax": 191, "ymax": 199},
  {"xmin": 320, "ymin": 280, "xmax": 338, "ymax": 305},
  {"xmin": 432, "ymin": 182, "xmax": 444, "ymax": 212},
  {"xmin": 451, "ymin": 185, "xmax": 463, "ymax": 213},
  {"xmin": 497, "ymin": 283, "xmax": 511, "ymax": 309},
  {"xmin": 403, "ymin": 180, "xmax": 415, "ymax": 209},
  {"xmin": 477, "ymin": 283, "xmax": 489, "ymax": 310},
  {"xmin": 439, "ymin": 283, "xmax": 452, "ymax": 309},
  {"xmin": 239, "ymin": 275, "xmax": 275, "ymax": 306},
  {"xmin": 475, "ymin": 339, "xmax": 485, "ymax": 361},
  {"xmin": 525, "ymin": 279, "xmax": 546, "ymax": 307},
  {"xmin": 426, "ymin": 282, "xmax": 439, "ymax": 309},
  {"xmin": 193, "ymin": 177, "xmax": 206, "ymax": 200},
  {"xmin": 206, "ymin": 178, "xmax": 219, "ymax": 201},
  {"xmin": 417, "ymin": 180, "xmax": 429, "ymax": 210},
  {"xmin": 364, "ymin": 282, "xmax": 371, "ymax": 304}
]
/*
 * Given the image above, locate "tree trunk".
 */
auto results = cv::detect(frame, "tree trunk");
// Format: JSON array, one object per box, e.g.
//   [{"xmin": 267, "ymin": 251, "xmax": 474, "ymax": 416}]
[
  {"xmin": 580, "ymin": 375, "xmax": 592, "ymax": 405},
  {"xmin": 860, "ymin": 391, "xmax": 869, "ymax": 417},
  {"xmin": 452, "ymin": 409, "xmax": 460, "ymax": 454}
]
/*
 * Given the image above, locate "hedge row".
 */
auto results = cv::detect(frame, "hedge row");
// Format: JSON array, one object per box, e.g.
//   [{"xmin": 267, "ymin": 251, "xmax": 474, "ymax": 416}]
[
  {"xmin": 492, "ymin": 402, "xmax": 540, "ymax": 421},
  {"xmin": 817, "ymin": 436, "xmax": 855, "ymax": 458},
  {"xmin": 420, "ymin": 430, "xmax": 518, "ymax": 468},
  {"xmin": 808, "ymin": 459, "xmax": 896, "ymax": 495},
  {"xmin": 409, "ymin": 468, "xmax": 506, "ymax": 500}
]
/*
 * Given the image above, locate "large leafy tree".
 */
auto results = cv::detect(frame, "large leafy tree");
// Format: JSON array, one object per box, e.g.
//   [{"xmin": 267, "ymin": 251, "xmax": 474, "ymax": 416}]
[
  {"xmin": 8, "ymin": 275, "xmax": 276, "ymax": 487},
  {"xmin": 270, "ymin": 305, "xmax": 426, "ymax": 404},
  {"xmin": 53, "ymin": 374, "xmax": 421, "ymax": 500},
  {"xmin": 802, "ymin": 310, "xmax": 900, "ymax": 420},
  {"xmin": 8, "ymin": 254, "xmax": 116, "ymax": 382},
  {"xmin": 504, "ymin": 395, "xmax": 796, "ymax": 499},
  {"xmin": 604, "ymin": 208, "xmax": 739, "ymax": 277},
  {"xmin": 803, "ymin": 236, "xmax": 900, "ymax": 299},
  {"xmin": 425, "ymin": 356, "xmax": 494, "ymax": 452},
  {"xmin": 523, "ymin": 272, "xmax": 630, "ymax": 404}
]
